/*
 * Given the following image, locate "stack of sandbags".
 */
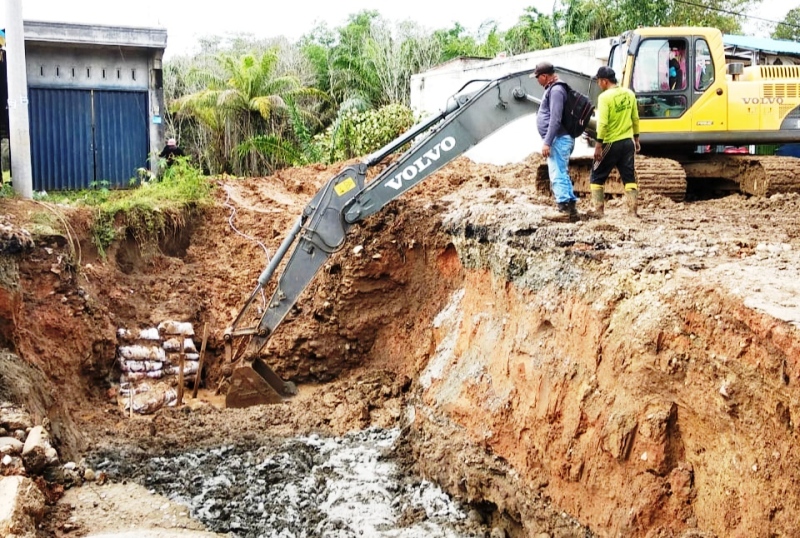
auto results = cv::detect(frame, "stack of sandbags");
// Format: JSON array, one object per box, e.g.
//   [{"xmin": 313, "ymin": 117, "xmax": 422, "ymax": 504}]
[{"xmin": 116, "ymin": 321, "xmax": 200, "ymax": 414}]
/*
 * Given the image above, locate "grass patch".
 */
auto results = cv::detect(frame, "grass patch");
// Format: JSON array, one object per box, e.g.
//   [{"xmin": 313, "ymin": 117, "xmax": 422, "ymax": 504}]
[
  {"xmin": 0, "ymin": 177, "xmax": 15, "ymax": 199},
  {"xmin": 28, "ymin": 211, "xmax": 63, "ymax": 236},
  {"xmin": 40, "ymin": 159, "xmax": 213, "ymax": 257}
]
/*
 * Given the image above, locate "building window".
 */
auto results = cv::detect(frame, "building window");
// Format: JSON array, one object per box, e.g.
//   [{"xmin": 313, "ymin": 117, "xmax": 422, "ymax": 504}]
[
  {"xmin": 117, "ymin": 68, "xmax": 122, "ymax": 79},
  {"xmin": 56, "ymin": 66, "xmax": 61, "ymax": 77},
  {"xmin": 102, "ymin": 68, "xmax": 107, "ymax": 79},
  {"xmin": 40, "ymin": 66, "xmax": 45, "ymax": 76},
  {"xmin": 71, "ymin": 67, "xmax": 76, "ymax": 78},
  {"xmin": 87, "ymin": 67, "xmax": 91, "ymax": 78},
  {"xmin": 131, "ymin": 69, "xmax": 137, "ymax": 81}
]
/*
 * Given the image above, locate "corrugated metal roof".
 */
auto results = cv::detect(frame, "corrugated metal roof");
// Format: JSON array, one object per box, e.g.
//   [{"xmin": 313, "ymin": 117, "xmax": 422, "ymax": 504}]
[{"xmin": 724, "ymin": 34, "xmax": 800, "ymax": 56}]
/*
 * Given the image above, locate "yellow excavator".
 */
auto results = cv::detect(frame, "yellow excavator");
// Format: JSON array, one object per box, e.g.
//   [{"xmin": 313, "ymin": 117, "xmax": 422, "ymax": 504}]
[
  {"xmin": 222, "ymin": 26, "xmax": 800, "ymax": 407},
  {"xmin": 547, "ymin": 26, "xmax": 800, "ymax": 200}
]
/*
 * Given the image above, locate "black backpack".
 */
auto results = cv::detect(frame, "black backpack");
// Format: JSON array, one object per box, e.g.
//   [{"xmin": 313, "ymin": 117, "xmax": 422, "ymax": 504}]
[{"xmin": 552, "ymin": 81, "xmax": 595, "ymax": 138}]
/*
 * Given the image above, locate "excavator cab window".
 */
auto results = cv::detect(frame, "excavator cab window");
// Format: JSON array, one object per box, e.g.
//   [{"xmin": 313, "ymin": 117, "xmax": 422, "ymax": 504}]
[
  {"xmin": 631, "ymin": 38, "xmax": 688, "ymax": 119},
  {"xmin": 694, "ymin": 39, "xmax": 715, "ymax": 91}
]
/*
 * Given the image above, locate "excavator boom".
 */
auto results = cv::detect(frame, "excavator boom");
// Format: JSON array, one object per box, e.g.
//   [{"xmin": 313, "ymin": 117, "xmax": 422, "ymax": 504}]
[{"xmin": 224, "ymin": 68, "xmax": 549, "ymax": 407}]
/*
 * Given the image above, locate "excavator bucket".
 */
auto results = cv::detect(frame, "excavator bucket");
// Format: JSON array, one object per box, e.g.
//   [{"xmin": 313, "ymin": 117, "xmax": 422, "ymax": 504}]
[{"xmin": 226, "ymin": 358, "xmax": 290, "ymax": 408}]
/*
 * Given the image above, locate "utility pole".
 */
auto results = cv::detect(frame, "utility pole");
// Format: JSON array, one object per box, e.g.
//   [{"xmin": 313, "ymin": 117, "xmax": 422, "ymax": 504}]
[{"xmin": 5, "ymin": 0, "xmax": 33, "ymax": 198}]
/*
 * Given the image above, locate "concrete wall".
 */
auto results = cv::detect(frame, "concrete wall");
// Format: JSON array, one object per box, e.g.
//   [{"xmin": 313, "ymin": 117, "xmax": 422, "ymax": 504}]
[
  {"xmin": 25, "ymin": 45, "xmax": 151, "ymax": 91},
  {"xmin": 23, "ymin": 21, "xmax": 167, "ymax": 50},
  {"xmin": 410, "ymin": 39, "xmax": 613, "ymax": 164}
]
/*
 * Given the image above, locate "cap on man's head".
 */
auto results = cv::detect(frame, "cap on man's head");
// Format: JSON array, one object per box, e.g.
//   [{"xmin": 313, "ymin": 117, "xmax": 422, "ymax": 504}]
[
  {"xmin": 531, "ymin": 61, "xmax": 555, "ymax": 78},
  {"xmin": 594, "ymin": 66, "xmax": 617, "ymax": 83}
]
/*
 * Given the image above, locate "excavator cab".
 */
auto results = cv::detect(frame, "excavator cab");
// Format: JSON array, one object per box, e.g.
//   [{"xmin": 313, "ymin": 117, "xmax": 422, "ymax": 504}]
[{"xmin": 617, "ymin": 33, "xmax": 694, "ymax": 121}]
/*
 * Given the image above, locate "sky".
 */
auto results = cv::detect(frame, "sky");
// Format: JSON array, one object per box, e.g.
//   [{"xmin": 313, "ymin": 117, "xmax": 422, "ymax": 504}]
[
  {"xmin": 17, "ymin": 0, "xmax": 795, "ymax": 59},
  {"xmin": 19, "ymin": 0, "xmax": 550, "ymax": 58}
]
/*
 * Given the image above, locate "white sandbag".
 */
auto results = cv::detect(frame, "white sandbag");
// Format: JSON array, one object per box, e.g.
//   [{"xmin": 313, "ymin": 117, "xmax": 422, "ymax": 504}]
[
  {"xmin": 119, "ymin": 380, "xmax": 154, "ymax": 395},
  {"xmin": 121, "ymin": 370, "xmax": 167, "ymax": 381},
  {"xmin": 166, "ymin": 361, "xmax": 198, "ymax": 375},
  {"xmin": 163, "ymin": 353, "xmax": 199, "ymax": 366},
  {"xmin": 138, "ymin": 328, "xmax": 161, "ymax": 341},
  {"xmin": 158, "ymin": 321, "xmax": 194, "ymax": 336},
  {"xmin": 120, "ymin": 360, "xmax": 163, "ymax": 373},
  {"xmin": 118, "ymin": 345, "xmax": 166, "ymax": 362},
  {"xmin": 163, "ymin": 338, "xmax": 198, "ymax": 353},
  {"xmin": 118, "ymin": 383, "xmax": 177, "ymax": 414}
]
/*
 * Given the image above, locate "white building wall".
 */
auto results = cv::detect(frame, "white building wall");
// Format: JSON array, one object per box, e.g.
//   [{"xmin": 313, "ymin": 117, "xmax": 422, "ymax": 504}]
[{"xmin": 410, "ymin": 39, "xmax": 613, "ymax": 164}]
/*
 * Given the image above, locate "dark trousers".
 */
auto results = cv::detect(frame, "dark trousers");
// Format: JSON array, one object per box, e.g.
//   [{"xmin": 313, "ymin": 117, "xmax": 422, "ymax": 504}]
[{"xmin": 590, "ymin": 138, "xmax": 636, "ymax": 186}]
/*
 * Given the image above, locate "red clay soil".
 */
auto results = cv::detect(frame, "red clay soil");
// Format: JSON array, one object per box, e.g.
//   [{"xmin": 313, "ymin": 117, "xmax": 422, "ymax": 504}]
[{"xmin": 1, "ymin": 154, "xmax": 800, "ymax": 537}]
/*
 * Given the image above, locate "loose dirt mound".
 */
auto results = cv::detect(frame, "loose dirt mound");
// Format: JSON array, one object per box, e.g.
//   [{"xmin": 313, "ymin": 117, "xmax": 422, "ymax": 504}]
[{"xmin": 1, "ymin": 153, "xmax": 800, "ymax": 537}]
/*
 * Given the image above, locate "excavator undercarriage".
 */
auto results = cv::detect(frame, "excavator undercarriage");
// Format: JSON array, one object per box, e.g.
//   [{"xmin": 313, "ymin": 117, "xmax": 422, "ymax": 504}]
[{"xmin": 536, "ymin": 153, "xmax": 800, "ymax": 202}]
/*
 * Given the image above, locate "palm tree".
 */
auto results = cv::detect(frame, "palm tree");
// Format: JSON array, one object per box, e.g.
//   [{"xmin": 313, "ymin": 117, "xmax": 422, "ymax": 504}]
[{"xmin": 172, "ymin": 47, "xmax": 329, "ymax": 175}]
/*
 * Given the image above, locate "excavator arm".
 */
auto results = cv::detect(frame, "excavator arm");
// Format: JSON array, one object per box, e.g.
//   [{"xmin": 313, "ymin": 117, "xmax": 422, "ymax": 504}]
[{"xmin": 224, "ymin": 68, "xmax": 548, "ymax": 407}]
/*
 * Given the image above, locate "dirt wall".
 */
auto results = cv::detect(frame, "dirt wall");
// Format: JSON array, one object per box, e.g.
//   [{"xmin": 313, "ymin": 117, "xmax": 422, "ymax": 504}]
[{"xmin": 404, "ymin": 187, "xmax": 800, "ymax": 537}]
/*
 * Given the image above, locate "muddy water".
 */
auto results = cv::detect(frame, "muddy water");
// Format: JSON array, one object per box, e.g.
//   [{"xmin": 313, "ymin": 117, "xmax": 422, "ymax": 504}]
[{"xmin": 90, "ymin": 428, "xmax": 491, "ymax": 537}]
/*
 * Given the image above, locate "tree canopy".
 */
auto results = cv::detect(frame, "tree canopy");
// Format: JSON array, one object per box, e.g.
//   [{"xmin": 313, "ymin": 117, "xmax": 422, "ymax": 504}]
[{"xmin": 772, "ymin": 7, "xmax": 800, "ymax": 41}]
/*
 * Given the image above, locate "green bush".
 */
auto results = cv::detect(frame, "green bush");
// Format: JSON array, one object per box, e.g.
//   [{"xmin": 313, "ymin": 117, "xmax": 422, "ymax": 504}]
[{"xmin": 314, "ymin": 103, "xmax": 417, "ymax": 163}]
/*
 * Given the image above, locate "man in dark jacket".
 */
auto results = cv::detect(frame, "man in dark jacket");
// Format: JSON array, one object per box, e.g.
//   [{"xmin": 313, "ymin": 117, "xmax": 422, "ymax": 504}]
[
  {"xmin": 159, "ymin": 138, "xmax": 184, "ymax": 168},
  {"xmin": 531, "ymin": 61, "xmax": 579, "ymax": 222}
]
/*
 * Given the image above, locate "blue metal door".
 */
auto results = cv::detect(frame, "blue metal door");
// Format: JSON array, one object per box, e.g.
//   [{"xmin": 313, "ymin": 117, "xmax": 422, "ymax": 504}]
[
  {"xmin": 29, "ymin": 88, "xmax": 93, "ymax": 191},
  {"xmin": 94, "ymin": 91, "xmax": 148, "ymax": 186},
  {"xmin": 28, "ymin": 88, "xmax": 149, "ymax": 190}
]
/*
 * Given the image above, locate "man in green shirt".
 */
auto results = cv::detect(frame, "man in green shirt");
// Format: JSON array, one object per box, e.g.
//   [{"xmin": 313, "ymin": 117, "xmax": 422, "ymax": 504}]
[{"xmin": 590, "ymin": 66, "xmax": 641, "ymax": 217}]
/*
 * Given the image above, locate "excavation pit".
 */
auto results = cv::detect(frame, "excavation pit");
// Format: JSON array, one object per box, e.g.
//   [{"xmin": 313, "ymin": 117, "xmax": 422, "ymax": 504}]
[{"xmin": 2, "ymin": 156, "xmax": 800, "ymax": 537}]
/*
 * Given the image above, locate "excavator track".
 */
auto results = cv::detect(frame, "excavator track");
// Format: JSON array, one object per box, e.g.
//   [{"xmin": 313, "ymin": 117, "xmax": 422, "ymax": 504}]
[
  {"xmin": 536, "ymin": 155, "xmax": 688, "ymax": 201},
  {"xmin": 681, "ymin": 155, "xmax": 800, "ymax": 197}
]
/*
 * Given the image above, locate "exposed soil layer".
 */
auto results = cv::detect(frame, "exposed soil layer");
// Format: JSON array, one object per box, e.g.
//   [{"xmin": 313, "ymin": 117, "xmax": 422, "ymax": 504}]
[{"xmin": 1, "ymin": 153, "xmax": 800, "ymax": 537}]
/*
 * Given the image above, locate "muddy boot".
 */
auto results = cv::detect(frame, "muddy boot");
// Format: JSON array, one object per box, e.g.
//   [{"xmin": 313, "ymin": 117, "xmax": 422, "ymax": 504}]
[
  {"xmin": 624, "ymin": 186, "xmax": 639, "ymax": 217},
  {"xmin": 588, "ymin": 185, "xmax": 605, "ymax": 218},
  {"xmin": 543, "ymin": 202, "xmax": 574, "ymax": 223},
  {"xmin": 567, "ymin": 200, "xmax": 579, "ymax": 222}
]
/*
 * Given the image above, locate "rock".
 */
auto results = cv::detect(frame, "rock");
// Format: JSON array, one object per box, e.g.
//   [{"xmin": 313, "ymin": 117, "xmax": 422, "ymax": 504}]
[
  {"xmin": 0, "ymin": 437, "xmax": 23, "ymax": 455},
  {"xmin": 0, "ymin": 404, "xmax": 34, "ymax": 431},
  {"xmin": 44, "ymin": 446, "xmax": 59, "ymax": 465},
  {"xmin": 4, "ymin": 455, "xmax": 25, "ymax": 473},
  {"xmin": 84, "ymin": 468, "xmax": 96, "ymax": 481},
  {"xmin": 42, "ymin": 465, "xmax": 66, "ymax": 484},
  {"xmin": 21, "ymin": 426, "xmax": 51, "ymax": 474},
  {"xmin": 490, "ymin": 527, "xmax": 507, "ymax": 538},
  {"xmin": 0, "ymin": 476, "xmax": 46, "ymax": 538},
  {"xmin": 466, "ymin": 508, "xmax": 484, "ymax": 525}
]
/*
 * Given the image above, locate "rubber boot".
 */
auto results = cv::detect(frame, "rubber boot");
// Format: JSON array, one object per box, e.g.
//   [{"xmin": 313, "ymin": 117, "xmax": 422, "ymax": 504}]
[
  {"xmin": 624, "ymin": 186, "xmax": 639, "ymax": 217},
  {"xmin": 589, "ymin": 185, "xmax": 604, "ymax": 218}
]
